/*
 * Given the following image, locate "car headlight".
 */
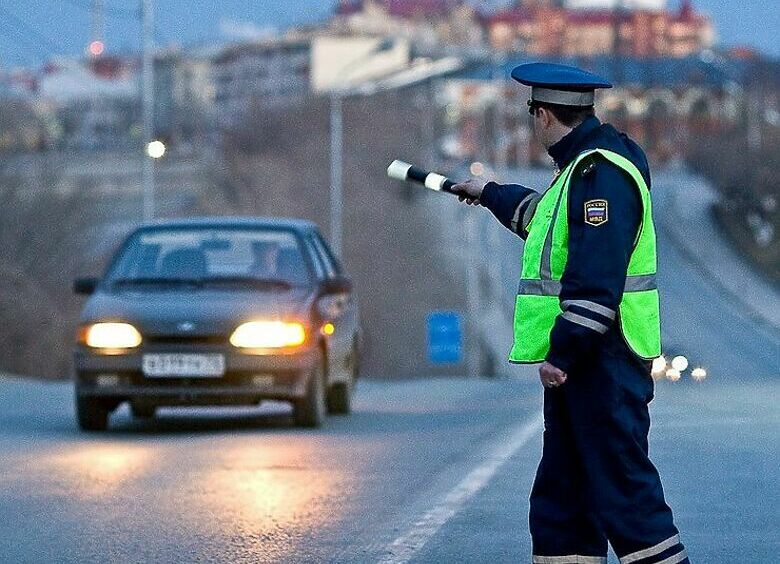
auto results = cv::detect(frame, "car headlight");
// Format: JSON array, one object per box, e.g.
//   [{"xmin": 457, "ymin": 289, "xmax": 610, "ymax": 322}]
[
  {"xmin": 230, "ymin": 321, "xmax": 306, "ymax": 349},
  {"xmin": 82, "ymin": 322, "xmax": 142, "ymax": 349}
]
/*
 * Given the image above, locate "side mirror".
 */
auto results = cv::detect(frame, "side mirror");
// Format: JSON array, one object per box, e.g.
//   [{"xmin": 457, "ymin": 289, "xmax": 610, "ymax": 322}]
[
  {"xmin": 73, "ymin": 277, "xmax": 100, "ymax": 295},
  {"xmin": 320, "ymin": 276, "xmax": 352, "ymax": 295}
]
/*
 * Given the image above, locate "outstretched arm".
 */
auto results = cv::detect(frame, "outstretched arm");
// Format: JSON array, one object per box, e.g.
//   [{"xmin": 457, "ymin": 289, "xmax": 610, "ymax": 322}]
[
  {"xmin": 481, "ymin": 182, "xmax": 541, "ymax": 239},
  {"xmin": 450, "ymin": 179, "xmax": 541, "ymax": 240}
]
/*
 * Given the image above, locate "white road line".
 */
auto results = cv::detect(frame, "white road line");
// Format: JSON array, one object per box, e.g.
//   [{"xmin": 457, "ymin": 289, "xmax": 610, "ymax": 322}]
[{"xmin": 378, "ymin": 411, "xmax": 544, "ymax": 564}]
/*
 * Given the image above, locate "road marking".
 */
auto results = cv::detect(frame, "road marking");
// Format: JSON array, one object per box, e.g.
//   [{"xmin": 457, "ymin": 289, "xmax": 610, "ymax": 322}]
[{"xmin": 378, "ymin": 411, "xmax": 544, "ymax": 564}]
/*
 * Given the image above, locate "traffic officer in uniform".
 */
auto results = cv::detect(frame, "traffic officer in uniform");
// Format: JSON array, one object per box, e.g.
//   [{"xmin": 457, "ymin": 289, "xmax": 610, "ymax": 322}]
[{"xmin": 451, "ymin": 63, "xmax": 689, "ymax": 564}]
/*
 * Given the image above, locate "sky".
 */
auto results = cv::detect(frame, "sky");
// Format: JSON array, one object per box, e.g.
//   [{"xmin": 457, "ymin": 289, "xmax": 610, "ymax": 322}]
[{"xmin": 0, "ymin": 0, "xmax": 778, "ymax": 68}]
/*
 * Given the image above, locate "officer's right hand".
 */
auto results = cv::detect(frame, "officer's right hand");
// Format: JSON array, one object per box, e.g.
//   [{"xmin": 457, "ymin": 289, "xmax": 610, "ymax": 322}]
[
  {"xmin": 539, "ymin": 361, "xmax": 567, "ymax": 388},
  {"xmin": 450, "ymin": 179, "xmax": 485, "ymax": 206}
]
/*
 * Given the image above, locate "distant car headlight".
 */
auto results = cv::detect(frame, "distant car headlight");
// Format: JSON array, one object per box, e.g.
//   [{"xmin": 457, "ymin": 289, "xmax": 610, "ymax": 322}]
[
  {"xmin": 651, "ymin": 355, "xmax": 667, "ymax": 376},
  {"xmin": 671, "ymin": 355, "xmax": 689, "ymax": 372},
  {"xmin": 230, "ymin": 321, "xmax": 306, "ymax": 349},
  {"xmin": 691, "ymin": 367, "xmax": 707, "ymax": 381},
  {"xmin": 83, "ymin": 322, "xmax": 142, "ymax": 349}
]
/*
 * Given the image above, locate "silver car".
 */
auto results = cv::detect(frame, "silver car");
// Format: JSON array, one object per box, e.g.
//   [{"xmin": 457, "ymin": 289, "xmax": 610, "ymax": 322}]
[{"xmin": 73, "ymin": 217, "xmax": 361, "ymax": 430}]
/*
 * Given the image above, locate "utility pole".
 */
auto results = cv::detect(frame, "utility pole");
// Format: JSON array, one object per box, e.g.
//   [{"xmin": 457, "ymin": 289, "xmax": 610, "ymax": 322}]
[
  {"xmin": 612, "ymin": 0, "xmax": 626, "ymax": 84},
  {"xmin": 141, "ymin": 0, "xmax": 155, "ymax": 221},
  {"xmin": 328, "ymin": 38, "xmax": 394, "ymax": 257},
  {"xmin": 489, "ymin": 53, "xmax": 507, "ymax": 333},
  {"xmin": 330, "ymin": 92, "xmax": 344, "ymax": 256},
  {"xmin": 90, "ymin": 0, "xmax": 104, "ymax": 53}
]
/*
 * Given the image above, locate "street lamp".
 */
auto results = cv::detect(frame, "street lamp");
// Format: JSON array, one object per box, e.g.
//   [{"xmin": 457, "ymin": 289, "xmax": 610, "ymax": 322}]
[
  {"xmin": 329, "ymin": 38, "xmax": 395, "ymax": 257},
  {"xmin": 146, "ymin": 140, "xmax": 166, "ymax": 159},
  {"xmin": 141, "ymin": 0, "xmax": 155, "ymax": 221}
]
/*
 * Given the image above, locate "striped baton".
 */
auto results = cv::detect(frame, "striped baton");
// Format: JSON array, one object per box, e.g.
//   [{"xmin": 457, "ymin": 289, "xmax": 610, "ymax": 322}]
[{"xmin": 386, "ymin": 160, "xmax": 458, "ymax": 195}]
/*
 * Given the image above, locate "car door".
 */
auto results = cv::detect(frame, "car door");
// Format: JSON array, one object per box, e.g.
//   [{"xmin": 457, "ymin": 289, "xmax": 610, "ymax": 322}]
[{"xmin": 306, "ymin": 231, "xmax": 357, "ymax": 385}]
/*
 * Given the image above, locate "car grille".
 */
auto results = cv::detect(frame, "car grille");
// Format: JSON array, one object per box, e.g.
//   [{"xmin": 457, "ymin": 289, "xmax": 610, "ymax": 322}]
[{"xmin": 144, "ymin": 335, "xmax": 227, "ymax": 346}]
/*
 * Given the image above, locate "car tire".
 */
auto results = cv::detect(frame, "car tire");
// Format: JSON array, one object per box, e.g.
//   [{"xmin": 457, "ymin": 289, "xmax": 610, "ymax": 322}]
[
  {"xmin": 76, "ymin": 395, "xmax": 109, "ymax": 431},
  {"xmin": 131, "ymin": 403, "xmax": 156, "ymax": 419},
  {"xmin": 293, "ymin": 354, "xmax": 326, "ymax": 428},
  {"xmin": 327, "ymin": 345, "xmax": 357, "ymax": 415},
  {"xmin": 327, "ymin": 382, "xmax": 350, "ymax": 415}
]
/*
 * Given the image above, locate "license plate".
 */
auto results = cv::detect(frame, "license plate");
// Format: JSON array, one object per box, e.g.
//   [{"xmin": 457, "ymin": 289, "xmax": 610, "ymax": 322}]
[{"xmin": 142, "ymin": 354, "xmax": 225, "ymax": 378}]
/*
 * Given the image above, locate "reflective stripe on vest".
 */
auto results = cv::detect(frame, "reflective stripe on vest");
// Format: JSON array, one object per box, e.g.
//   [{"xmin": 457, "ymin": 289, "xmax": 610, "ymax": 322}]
[{"xmin": 509, "ymin": 149, "xmax": 661, "ymax": 363}]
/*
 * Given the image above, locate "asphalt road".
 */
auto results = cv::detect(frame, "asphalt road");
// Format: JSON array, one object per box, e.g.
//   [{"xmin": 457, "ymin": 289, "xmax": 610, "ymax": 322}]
[{"xmin": 0, "ymin": 171, "xmax": 778, "ymax": 563}]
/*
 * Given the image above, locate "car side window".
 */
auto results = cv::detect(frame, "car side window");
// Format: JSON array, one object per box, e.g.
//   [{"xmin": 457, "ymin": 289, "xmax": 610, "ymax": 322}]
[
  {"xmin": 309, "ymin": 234, "xmax": 337, "ymax": 279},
  {"xmin": 303, "ymin": 236, "xmax": 326, "ymax": 280},
  {"xmin": 312, "ymin": 233, "xmax": 343, "ymax": 276}
]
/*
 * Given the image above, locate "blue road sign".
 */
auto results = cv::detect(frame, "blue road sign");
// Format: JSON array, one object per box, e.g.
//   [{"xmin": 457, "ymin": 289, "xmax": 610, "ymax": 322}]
[{"xmin": 427, "ymin": 311, "xmax": 463, "ymax": 364}]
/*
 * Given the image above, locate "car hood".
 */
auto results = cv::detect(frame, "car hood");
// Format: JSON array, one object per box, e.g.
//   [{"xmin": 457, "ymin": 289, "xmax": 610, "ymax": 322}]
[{"xmin": 80, "ymin": 287, "xmax": 316, "ymax": 336}]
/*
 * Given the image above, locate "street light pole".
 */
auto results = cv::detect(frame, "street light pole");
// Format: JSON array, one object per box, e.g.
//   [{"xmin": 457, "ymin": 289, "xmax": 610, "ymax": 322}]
[
  {"xmin": 330, "ymin": 91, "xmax": 344, "ymax": 257},
  {"xmin": 328, "ymin": 38, "xmax": 395, "ymax": 258},
  {"xmin": 141, "ymin": 0, "xmax": 155, "ymax": 221}
]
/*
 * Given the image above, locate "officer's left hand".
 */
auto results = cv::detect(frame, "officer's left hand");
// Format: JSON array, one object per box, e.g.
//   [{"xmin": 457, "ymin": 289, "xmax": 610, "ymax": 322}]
[
  {"xmin": 450, "ymin": 179, "xmax": 484, "ymax": 206},
  {"xmin": 539, "ymin": 361, "xmax": 567, "ymax": 388}
]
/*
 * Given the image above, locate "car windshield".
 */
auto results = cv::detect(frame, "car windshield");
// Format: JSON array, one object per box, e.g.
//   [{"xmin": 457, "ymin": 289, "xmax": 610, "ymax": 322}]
[{"xmin": 106, "ymin": 227, "xmax": 312, "ymax": 288}]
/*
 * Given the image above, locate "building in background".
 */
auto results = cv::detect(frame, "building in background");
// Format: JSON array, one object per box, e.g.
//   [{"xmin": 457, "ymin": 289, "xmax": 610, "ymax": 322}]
[
  {"xmin": 155, "ymin": 47, "xmax": 217, "ymax": 145},
  {"xmin": 481, "ymin": 0, "xmax": 714, "ymax": 57},
  {"xmin": 332, "ymin": 0, "xmax": 484, "ymax": 48},
  {"xmin": 37, "ymin": 56, "xmax": 139, "ymax": 150},
  {"xmin": 310, "ymin": 36, "xmax": 411, "ymax": 93},
  {"xmin": 440, "ymin": 54, "xmax": 743, "ymax": 166},
  {"xmin": 212, "ymin": 34, "xmax": 311, "ymax": 128}
]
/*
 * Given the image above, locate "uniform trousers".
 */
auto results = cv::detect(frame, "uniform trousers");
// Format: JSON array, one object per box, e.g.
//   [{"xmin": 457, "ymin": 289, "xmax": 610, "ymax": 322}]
[{"xmin": 529, "ymin": 334, "xmax": 689, "ymax": 564}]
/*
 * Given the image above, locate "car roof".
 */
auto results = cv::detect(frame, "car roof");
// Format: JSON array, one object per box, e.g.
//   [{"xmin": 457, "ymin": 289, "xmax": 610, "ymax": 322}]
[{"xmin": 135, "ymin": 216, "xmax": 319, "ymax": 233}]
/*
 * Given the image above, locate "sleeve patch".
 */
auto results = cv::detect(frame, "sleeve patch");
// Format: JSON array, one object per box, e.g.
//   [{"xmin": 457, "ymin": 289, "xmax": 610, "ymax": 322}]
[{"xmin": 584, "ymin": 199, "xmax": 608, "ymax": 226}]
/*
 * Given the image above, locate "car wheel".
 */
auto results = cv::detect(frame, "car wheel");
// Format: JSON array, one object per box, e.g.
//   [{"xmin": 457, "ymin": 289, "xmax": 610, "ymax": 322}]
[
  {"xmin": 327, "ymin": 345, "xmax": 357, "ymax": 415},
  {"xmin": 293, "ymin": 354, "xmax": 326, "ymax": 428},
  {"xmin": 130, "ymin": 403, "xmax": 157, "ymax": 419},
  {"xmin": 76, "ymin": 395, "xmax": 109, "ymax": 431},
  {"xmin": 327, "ymin": 382, "xmax": 350, "ymax": 415}
]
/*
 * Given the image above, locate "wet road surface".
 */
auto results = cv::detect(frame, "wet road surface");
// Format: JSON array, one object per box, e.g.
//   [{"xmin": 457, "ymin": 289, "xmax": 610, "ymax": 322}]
[{"xmin": 1, "ymin": 170, "xmax": 777, "ymax": 563}]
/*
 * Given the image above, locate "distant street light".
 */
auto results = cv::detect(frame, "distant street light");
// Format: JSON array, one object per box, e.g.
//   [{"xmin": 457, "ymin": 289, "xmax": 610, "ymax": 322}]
[
  {"xmin": 88, "ymin": 40, "xmax": 105, "ymax": 57},
  {"xmin": 146, "ymin": 140, "xmax": 166, "ymax": 159}
]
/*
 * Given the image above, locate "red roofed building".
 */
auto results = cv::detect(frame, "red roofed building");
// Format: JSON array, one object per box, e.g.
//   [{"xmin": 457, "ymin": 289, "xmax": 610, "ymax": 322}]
[
  {"xmin": 332, "ymin": 0, "xmax": 483, "ymax": 46},
  {"xmin": 482, "ymin": 0, "xmax": 714, "ymax": 57},
  {"xmin": 337, "ymin": 0, "xmax": 463, "ymax": 18}
]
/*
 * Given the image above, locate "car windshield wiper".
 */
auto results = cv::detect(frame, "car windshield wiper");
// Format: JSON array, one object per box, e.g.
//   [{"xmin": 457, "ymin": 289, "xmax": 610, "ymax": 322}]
[
  {"xmin": 111, "ymin": 277, "xmax": 203, "ymax": 287},
  {"xmin": 200, "ymin": 276, "xmax": 294, "ymax": 290}
]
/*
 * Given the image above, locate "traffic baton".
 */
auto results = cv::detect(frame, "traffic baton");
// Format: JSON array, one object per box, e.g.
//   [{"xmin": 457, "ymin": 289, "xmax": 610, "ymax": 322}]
[{"xmin": 386, "ymin": 160, "xmax": 459, "ymax": 196}]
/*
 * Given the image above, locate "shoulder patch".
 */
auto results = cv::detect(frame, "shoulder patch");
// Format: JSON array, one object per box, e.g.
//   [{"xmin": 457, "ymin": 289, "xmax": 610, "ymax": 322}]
[{"xmin": 584, "ymin": 199, "xmax": 608, "ymax": 226}]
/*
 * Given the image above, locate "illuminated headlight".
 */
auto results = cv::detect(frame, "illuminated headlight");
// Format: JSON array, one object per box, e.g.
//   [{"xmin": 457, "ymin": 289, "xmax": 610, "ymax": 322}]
[
  {"xmin": 671, "ymin": 355, "xmax": 689, "ymax": 372},
  {"xmin": 691, "ymin": 367, "xmax": 707, "ymax": 381},
  {"xmin": 84, "ymin": 323, "xmax": 142, "ymax": 349},
  {"xmin": 665, "ymin": 368, "xmax": 681, "ymax": 381},
  {"xmin": 230, "ymin": 321, "xmax": 306, "ymax": 348},
  {"xmin": 651, "ymin": 355, "xmax": 667, "ymax": 375}
]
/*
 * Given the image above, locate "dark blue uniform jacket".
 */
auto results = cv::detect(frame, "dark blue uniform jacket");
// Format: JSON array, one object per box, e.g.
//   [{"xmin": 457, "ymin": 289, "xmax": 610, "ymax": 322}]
[{"xmin": 480, "ymin": 116, "xmax": 651, "ymax": 373}]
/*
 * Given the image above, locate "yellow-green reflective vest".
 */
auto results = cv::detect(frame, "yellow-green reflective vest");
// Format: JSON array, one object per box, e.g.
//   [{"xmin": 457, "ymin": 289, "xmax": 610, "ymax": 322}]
[{"xmin": 509, "ymin": 148, "xmax": 661, "ymax": 363}]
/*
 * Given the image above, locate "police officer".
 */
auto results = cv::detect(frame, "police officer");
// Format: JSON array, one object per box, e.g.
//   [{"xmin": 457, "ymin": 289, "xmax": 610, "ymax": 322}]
[{"xmin": 451, "ymin": 63, "xmax": 689, "ymax": 564}]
